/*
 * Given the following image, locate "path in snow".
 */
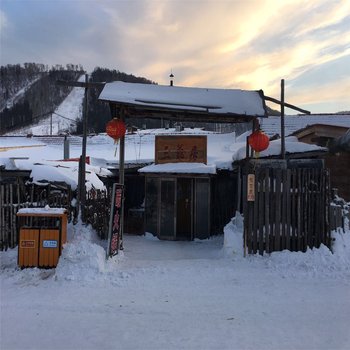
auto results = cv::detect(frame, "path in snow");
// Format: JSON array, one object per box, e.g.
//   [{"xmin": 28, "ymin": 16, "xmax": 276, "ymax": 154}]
[{"xmin": 1, "ymin": 222, "xmax": 350, "ymax": 350}]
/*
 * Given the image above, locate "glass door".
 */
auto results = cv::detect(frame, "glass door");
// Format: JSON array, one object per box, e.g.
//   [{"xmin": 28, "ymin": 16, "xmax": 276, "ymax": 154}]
[
  {"xmin": 159, "ymin": 179, "xmax": 176, "ymax": 239},
  {"xmin": 176, "ymin": 178, "xmax": 193, "ymax": 240}
]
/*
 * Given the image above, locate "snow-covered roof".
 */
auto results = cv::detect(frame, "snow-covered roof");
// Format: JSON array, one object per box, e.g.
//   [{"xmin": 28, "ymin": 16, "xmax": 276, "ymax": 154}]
[
  {"xmin": 261, "ymin": 114, "xmax": 350, "ymax": 137},
  {"xmin": 0, "ymin": 128, "xmax": 326, "ymax": 181},
  {"xmin": 139, "ymin": 162, "xmax": 217, "ymax": 175},
  {"xmin": 99, "ymin": 82, "xmax": 267, "ymax": 122}
]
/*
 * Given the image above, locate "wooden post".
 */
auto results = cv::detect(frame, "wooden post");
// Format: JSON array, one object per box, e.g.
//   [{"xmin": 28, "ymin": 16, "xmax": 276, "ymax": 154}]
[
  {"xmin": 118, "ymin": 108, "xmax": 126, "ymax": 250},
  {"xmin": 281, "ymin": 79, "xmax": 285, "ymax": 159},
  {"xmin": 63, "ymin": 135, "xmax": 70, "ymax": 160},
  {"xmin": 56, "ymin": 76, "xmax": 105, "ymax": 223},
  {"xmin": 80, "ymin": 74, "xmax": 89, "ymax": 222},
  {"xmin": 236, "ymin": 167, "xmax": 241, "ymax": 213}
]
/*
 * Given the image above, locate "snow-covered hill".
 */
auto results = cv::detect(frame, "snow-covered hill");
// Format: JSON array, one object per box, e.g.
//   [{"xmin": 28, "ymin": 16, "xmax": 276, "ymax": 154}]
[{"xmin": 4, "ymin": 76, "xmax": 85, "ymax": 136}]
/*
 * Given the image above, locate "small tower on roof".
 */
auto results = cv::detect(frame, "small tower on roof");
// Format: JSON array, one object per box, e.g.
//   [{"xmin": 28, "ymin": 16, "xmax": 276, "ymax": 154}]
[{"xmin": 169, "ymin": 71, "xmax": 174, "ymax": 86}]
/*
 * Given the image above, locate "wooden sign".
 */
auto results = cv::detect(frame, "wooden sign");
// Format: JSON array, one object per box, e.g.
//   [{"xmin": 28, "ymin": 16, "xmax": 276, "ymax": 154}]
[
  {"xmin": 20, "ymin": 240, "xmax": 35, "ymax": 248},
  {"xmin": 107, "ymin": 183, "xmax": 124, "ymax": 257},
  {"xmin": 247, "ymin": 174, "xmax": 255, "ymax": 201},
  {"xmin": 155, "ymin": 135, "xmax": 207, "ymax": 164}
]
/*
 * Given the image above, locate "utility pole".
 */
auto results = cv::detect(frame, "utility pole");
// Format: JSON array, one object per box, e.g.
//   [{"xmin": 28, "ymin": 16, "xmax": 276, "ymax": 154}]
[
  {"xmin": 264, "ymin": 80, "xmax": 311, "ymax": 160},
  {"xmin": 80, "ymin": 74, "xmax": 89, "ymax": 220},
  {"xmin": 281, "ymin": 79, "xmax": 285, "ymax": 159},
  {"xmin": 118, "ymin": 108, "xmax": 126, "ymax": 250},
  {"xmin": 56, "ymin": 76, "xmax": 105, "ymax": 221}
]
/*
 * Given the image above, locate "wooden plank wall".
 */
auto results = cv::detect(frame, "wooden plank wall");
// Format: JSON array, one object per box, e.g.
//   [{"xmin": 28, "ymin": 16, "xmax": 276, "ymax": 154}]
[
  {"xmin": 325, "ymin": 153, "xmax": 350, "ymax": 201},
  {"xmin": 243, "ymin": 168, "xmax": 332, "ymax": 255}
]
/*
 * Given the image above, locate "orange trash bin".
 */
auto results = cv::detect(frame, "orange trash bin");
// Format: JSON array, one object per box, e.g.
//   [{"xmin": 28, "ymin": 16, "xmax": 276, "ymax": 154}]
[
  {"xmin": 18, "ymin": 228, "xmax": 40, "ymax": 268},
  {"xmin": 17, "ymin": 207, "xmax": 68, "ymax": 268}
]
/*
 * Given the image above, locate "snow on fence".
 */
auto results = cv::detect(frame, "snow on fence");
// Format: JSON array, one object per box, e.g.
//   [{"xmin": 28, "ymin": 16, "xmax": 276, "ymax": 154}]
[
  {"xmin": 0, "ymin": 183, "xmax": 73, "ymax": 251},
  {"xmin": 242, "ymin": 167, "xmax": 333, "ymax": 255}
]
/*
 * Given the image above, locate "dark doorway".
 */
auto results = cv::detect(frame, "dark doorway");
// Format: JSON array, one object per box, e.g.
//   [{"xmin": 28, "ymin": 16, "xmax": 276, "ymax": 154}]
[
  {"xmin": 159, "ymin": 179, "xmax": 176, "ymax": 239},
  {"xmin": 177, "ymin": 178, "xmax": 193, "ymax": 240}
]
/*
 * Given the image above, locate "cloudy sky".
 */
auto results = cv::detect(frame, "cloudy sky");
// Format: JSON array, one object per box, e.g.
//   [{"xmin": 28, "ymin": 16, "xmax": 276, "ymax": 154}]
[{"xmin": 1, "ymin": 0, "xmax": 349, "ymax": 113}]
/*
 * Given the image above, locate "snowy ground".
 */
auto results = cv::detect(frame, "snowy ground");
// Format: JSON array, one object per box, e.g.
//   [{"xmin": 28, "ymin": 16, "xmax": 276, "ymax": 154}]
[{"xmin": 1, "ymin": 217, "xmax": 350, "ymax": 350}]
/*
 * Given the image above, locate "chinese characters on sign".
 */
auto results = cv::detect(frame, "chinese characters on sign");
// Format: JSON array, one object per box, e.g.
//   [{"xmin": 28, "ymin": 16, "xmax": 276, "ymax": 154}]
[
  {"xmin": 107, "ymin": 183, "xmax": 124, "ymax": 257},
  {"xmin": 155, "ymin": 136, "xmax": 207, "ymax": 164},
  {"xmin": 247, "ymin": 174, "xmax": 255, "ymax": 202}
]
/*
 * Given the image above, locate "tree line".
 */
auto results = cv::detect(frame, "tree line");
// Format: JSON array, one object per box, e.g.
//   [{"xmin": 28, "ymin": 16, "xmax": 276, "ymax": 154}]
[{"xmin": 0, "ymin": 64, "xmax": 254, "ymax": 135}]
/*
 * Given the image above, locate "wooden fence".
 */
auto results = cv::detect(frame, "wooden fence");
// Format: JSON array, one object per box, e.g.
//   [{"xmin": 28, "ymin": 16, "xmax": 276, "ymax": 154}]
[
  {"xmin": 0, "ymin": 181, "xmax": 112, "ymax": 250},
  {"xmin": 0, "ymin": 182, "xmax": 73, "ymax": 251},
  {"xmin": 84, "ymin": 188, "xmax": 110, "ymax": 239},
  {"xmin": 242, "ymin": 168, "xmax": 332, "ymax": 255}
]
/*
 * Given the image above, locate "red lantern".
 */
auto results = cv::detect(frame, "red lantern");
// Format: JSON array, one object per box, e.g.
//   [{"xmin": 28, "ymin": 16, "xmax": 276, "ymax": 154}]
[
  {"xmin": 106, "ymin": 118, "xmax": 126, "ymax": 142},
  {"xmin": 248, "ymin": 130, "xmax": 269, "ymax": 155}
]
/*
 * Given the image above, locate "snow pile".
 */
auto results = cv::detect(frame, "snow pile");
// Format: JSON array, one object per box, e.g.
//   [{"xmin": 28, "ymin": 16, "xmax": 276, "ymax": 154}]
[
  {"xmin": 263, "ymin": 231, "xmax": 350, "ymax": 279},
  {"xmin": 0, "ymin": 157, "xmax": 17, "ymax": 170},
  {"xmin": 223, "ymin": 212, "xmax": 350, "ymax": 278},
  {"xmin": 55, "ymin": 222, "xmax": 111, "ymax": 282},
  {"xmin": 223, "ymin": 211, "xmax": 244, "ymax": 256}
]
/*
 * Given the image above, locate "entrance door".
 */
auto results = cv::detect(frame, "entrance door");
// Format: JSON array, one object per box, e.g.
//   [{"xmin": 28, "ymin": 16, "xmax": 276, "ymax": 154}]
[
  {"xmin": 159, "ymin": 179, "xmax": 176, "ymax": 239},
  {"xmin": 176, "ymin": 178, "xmax": 193, "ymax": 240},
  {"xmin": 194, "ymin": 178, "xmax": 210, "ymax": 239}
]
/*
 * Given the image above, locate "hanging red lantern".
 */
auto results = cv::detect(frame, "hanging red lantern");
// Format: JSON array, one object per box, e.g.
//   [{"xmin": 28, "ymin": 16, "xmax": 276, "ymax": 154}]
[
  {"xmin": 106, "ymin": 118, "xmax": 126, "ymax": 142},
  {"xmin": 248, "ymin": 130, "xmax": 269, "ymax": 156}
]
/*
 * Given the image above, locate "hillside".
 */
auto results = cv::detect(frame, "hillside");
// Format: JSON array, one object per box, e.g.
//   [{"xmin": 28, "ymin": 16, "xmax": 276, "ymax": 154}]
[
  {"xmin": 0, "ymin": 64, "xmax": 159, "ymax": 135},
  {"xmin": 0, "ymin": 64, "xmax": 84, "ymax": 134}
]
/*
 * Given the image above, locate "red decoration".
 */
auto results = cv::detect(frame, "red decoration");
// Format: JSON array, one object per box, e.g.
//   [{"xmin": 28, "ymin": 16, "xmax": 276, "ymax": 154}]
[
  {"xmin": 248, "ymin": 130, "xmax": 269, "ymax": 153},
  {"xmin": 106, "ymin": 118, "xmax": 126, "ymax": 141}
]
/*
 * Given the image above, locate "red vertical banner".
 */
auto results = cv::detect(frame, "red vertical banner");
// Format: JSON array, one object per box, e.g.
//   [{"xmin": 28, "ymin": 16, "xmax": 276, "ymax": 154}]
[
  {"xmin": 247, "ymin": 174, "xmax": 255, "ymax": 202},
  {"xmin": 107, "ymin": 183, "xmax": 124, "ymax": 257}
]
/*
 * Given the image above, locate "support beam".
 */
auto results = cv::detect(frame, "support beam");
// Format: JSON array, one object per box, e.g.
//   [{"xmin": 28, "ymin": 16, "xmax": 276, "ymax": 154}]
[{"xmin": 264, "ymin": 95, "xmax": 310, "ymax": 115}]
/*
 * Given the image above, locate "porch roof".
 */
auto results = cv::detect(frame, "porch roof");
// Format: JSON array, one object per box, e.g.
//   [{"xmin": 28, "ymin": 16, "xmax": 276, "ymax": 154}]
[
  {"xmin": 138, "ymin": 162, "xmax": 217, "ymax": 174},
  {"xmin": 99, "ymin": 82, "xmax": 267, "ymax": 123}
]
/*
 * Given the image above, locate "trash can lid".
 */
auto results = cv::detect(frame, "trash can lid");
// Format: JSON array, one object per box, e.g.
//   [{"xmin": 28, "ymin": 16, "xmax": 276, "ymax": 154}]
[{"xmin": 17, "ymin": 206, "xmax": 67, "ymax": 216}]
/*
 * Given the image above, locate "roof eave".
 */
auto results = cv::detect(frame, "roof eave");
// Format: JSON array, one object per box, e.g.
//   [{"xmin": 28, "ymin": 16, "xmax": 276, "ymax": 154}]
[{"xmin": 99, "ymin": 99, "xmax": 265, "ymax": 123}]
